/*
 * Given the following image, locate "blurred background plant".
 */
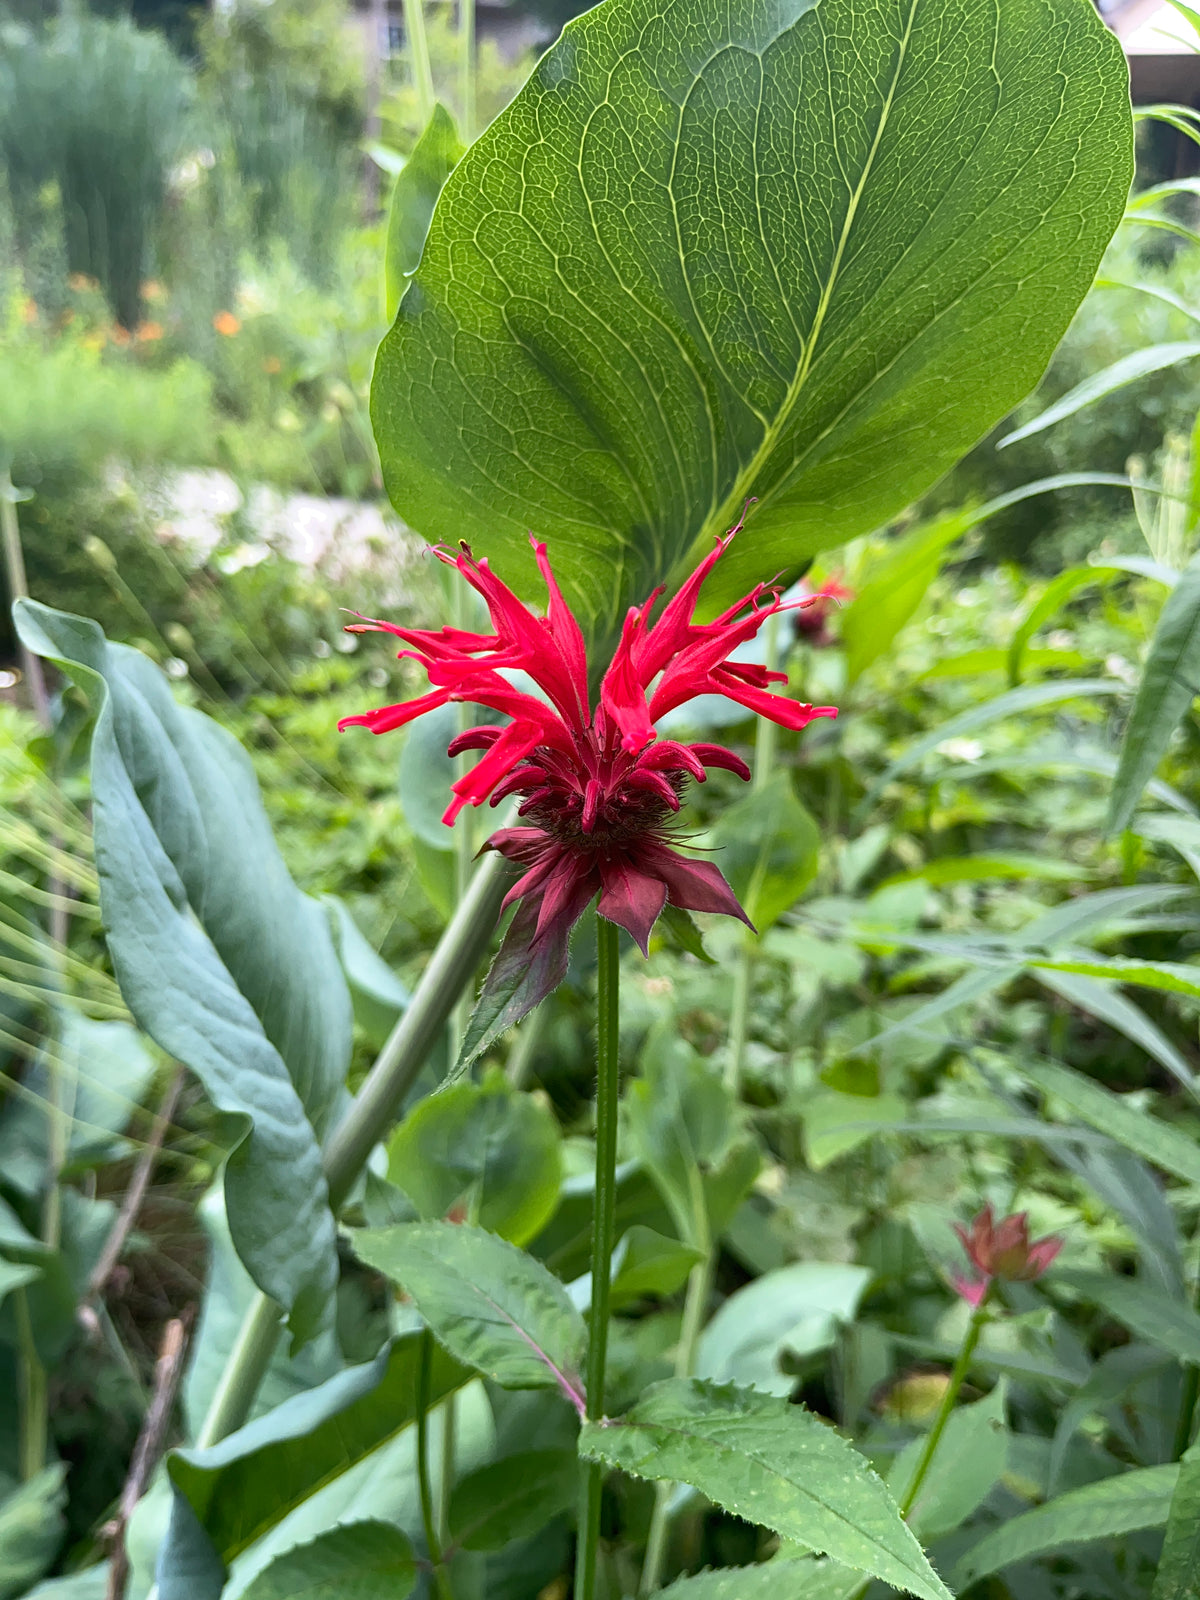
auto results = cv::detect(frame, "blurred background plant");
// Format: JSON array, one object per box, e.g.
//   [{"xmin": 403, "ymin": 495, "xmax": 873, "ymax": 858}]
[{"xmin": 8, "ymin": 0, "xmax": 1200, "ymax": 1596}]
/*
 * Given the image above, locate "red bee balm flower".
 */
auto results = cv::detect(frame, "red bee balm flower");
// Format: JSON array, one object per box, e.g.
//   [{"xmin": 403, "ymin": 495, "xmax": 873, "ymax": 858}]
[
  {"xmin": 339, "ymin": 523, "xmax": 837, "ymax": 1033},
  {"xmin": 952, "ymin": 1204, "xmax": 1063, "ymax": 1307}
]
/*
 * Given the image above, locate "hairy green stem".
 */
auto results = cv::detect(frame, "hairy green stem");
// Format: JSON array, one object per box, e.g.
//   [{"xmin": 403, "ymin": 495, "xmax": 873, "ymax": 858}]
[
  {"xmin": 403, "ymin": 0, "xmax": 434, "ymax": 127},
  {"xmin": 575, "ymin": 916, "xmax": 620, "ymax": 1600},
  {"xmin": 418, "ymin": 1330, "xmax": 456, "ymax": 1600},
  {"xmin": 899, "ymin": 1299, "xmax": 989, "ymax": 1519},
  {"xmin": 192, "ymin": 851, "xmax": 512, "ymax": 1451},
  {"xmin": 724, "ymin": 611, "xmax": 781, "ymax": 1093}
]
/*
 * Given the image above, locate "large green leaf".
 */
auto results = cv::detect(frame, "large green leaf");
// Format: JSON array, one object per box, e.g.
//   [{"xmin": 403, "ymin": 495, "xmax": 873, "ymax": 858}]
[
  {"xmin": 579, "ymin": 1378, "xmax": 952, "ymax": 1600},
  {"xmin": 696, "ymin": 1262, "xmax": 870, "ymax": 1396},
  {"xmin": 1108, "ymin": 552, "xmax": 1200, "ymax": 835},
  {"xmin": 354, "ymin": 1221, "xmax": 587, "ymax": 1406},
  {"xmin": 385, "ymin": 1067, "xmax": 562, "ymax": 1245},
  {"xmin": 371, "ymin": 0, "xmax": 1131, "ymax": 644},
  {"xmin": 13, "ymin": 601, "xmax": 349, "ymax": 1345},
  {"xmin": 0, "ymin": 1467, "xmax": 66, "ymax": 1600},
  {"xmin": 159, "ymin": 1333, "xmax": 470, "ymax": 1599},
  {"xmin": 888, "ymin": 1383, "xmax": 1008, "ymax": 1542},
  {"xmin": 953, "ymin": 1463, "xmax": 1178, "ymax": 1588},
  {"xmin": 659, "ymin": 1560, "xmax": 860, "ymax": 1599},
  {"xmin": 239, "ymin": 1522, "xmax": 417, "ymax": 1600},
  {"xmin": 1152, "ymin": 1442, "xmax": 1200, "ymax": 1600},
  {"xmin": 709, "ymin": 773, "xmax": 820, "ymax": 931},
  {"xmin": 447, "ymin": 1449, "xmax": 577, "ymax": 1551}
]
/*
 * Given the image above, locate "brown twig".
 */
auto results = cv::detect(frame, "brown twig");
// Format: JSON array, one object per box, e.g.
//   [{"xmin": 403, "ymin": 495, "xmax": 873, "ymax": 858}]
[
  {"xmin": 86, "ymin": 1068, "xmax": 185, "ymax": 1309},
  {"xmin": 104, "ymin": 1309, "xmax": 193, "ymax": 1600}
]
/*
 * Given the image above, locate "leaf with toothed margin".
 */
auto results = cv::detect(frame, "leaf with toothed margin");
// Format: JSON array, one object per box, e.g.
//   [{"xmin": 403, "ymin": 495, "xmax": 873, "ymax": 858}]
[
  {"xmin": 354, "ymin": 1221, "xmax": 588, "ymax": 1411},
  {"xmin": 453, "ymin": 897, "xmax": 576, "ymax": 1077},
  {"xmin": 579, "ymin": 1378, "xmax": 953, "ymax": 1600}
]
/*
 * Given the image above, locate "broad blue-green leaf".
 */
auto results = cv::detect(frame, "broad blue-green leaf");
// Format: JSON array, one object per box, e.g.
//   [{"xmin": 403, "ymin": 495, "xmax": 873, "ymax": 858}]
[
  {"xmin": 371, "ymin": 0, "xmax": 1131, "ymax": 644},
  {"xmin": 660, "ymin": 1559, "xmax": 860, "ymax": 1599},
  {"xmin": 239, "ymin": 1521, "xmax": 417, "ymax": 1600},
  {"xmin": 1000, "ymin": 342, "xmax": 1200, "ymax": 449},
  {"xmin": 1016, "ymin": 1056, "xmax": 1200, "ymax": 1186},
  {"xmin": 954, "ymin": 1463, "xmax": 1178, "ymax": 1587},
  {"xmin": 0, "ymin": 1466, "xmax": 65, "ymax": 1600},
  {"xmin": 159, "ymin": 1334, "xmax": 470, "ymax": 1599},
  {"xmin": 397, "ymin": 702, "xmax": 459, "ymax": 851},
  {"xmin": 888, "ymin": 1383, "xmax": 1008, "ymax": 1542},
  {"xmin": 1108, "ymin": 551, "xmax": 1200, "ymax": 835},
  {"xmin": 354, "ymin": 1221, "xmax": 587, "ymax": 1405},
  {"xmin": 580, "ymin": 1378, "xmax": 952, "ymax": 1600},
  {"xmin": 1152, "ymin": 1441, "xmax": 1200, "ymax": 1600},
  {"xmin": 386, "ymin": 1067, "xmax": 562, "ymax": 1245},
  {"xmin": 697, "ymin": 1262, "xmax": 870, "ymax": 1395},
  {"xmin": 14, "ymin": 600, "xmax": 348, "ymax": 1345},
  {"xmin": 709, "ymin": 773, "xmax": 820, "ymax": 931},
  {"xmin": 447, "ymin": 1449, "xmax": 577, "ymax": 1551},
  {"xmin": 385, "ymin": 104, "xmax": 464, "ymax": 320},
  {"xmin": 325, "ymin": 897, "xmax": 410, "ymax": 1052}
]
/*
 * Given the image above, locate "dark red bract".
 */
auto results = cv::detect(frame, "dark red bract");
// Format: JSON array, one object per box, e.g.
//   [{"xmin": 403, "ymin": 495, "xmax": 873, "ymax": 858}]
[{"xmin": 339, "ymin": 521, "xmax": 837, "ymax": 957}]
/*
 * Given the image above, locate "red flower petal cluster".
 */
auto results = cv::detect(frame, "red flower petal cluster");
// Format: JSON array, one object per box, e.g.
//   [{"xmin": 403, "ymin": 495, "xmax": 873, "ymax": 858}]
[
  {"xmin": 952, "ymin": 1203, "xmax": 1063, "ymax": 1307},
  {"xmin": 339, "ymin": 521, "xmax": 836, "ymax": 965}
]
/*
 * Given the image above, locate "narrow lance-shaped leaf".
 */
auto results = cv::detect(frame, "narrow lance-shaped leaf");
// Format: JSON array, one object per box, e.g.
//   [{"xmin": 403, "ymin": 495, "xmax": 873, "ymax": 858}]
[
  {"xmin": 372, "ymin": 0, "xmax": 1131, "ymax": 645},
  {"xmin": 1108, "ymin": 550, "xmax": 1200, "ymax": 835},
  {"xmin": 1000, "ymin": 342, "xmax": 1200, "ymax": 449},
  {"xmin": 385, "ymin": 103, "xmax": 464, "ymax": 320},
  {"xmin": 1151, "ymin": 1441, "xmax": 1200, "ymax": 1600},
  {"xmin": 14, "ymin": 600, "xmax": 348, "ymax": 1345},
  {"xmin": 580, "ymin": 1377, "xmax": 953, "ymax": 1600},
  {"xmin": 954, "ymin": 1464, "xmax": 1179, "ymax": 1588}
]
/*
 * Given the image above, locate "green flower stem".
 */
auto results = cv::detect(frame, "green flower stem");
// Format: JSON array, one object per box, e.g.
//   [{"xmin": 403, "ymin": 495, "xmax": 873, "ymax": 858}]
[
  {"xmin": 403, "ymin": 0, "xmax": 435, "ymax": 128},
  {"xmin": 418, "ymin": 1329, "xmax": 457, "ymax": 1600},
  {"xmin": 575, "ymin": 915, "xmax": 621, "ymax": 1600},
  {"xmin": 724, "ymin": 610, "xmax": 781, "ymax": 1093},
  {"xmin": 899, "ymin": 1297, "xmax": 990, "ymax": 1519},
  {"xmin": 1, "ymin": 474, "xmax": 50, "ymax": 728},
  {"xmin": 14, "ymin": 1288, "xmax": 46, "ymax": 1481},
  {"xmin": 193, "ymin": 850, "xmax": 513, "ymax": 1452}
]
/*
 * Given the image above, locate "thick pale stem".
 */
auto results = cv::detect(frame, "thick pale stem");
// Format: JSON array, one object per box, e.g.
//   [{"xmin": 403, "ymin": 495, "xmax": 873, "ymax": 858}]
[
  {"xmin": 458, "ymin": 0, "xmax": 475, "ymax": 143},
  {"xmin": 2, "ymin": 476, "xmax": 50, "ymax": 728},
  {"xmin": 192, "ymin": 851, "xmax": 512, "ymax": 1451},
  {"xmin": 15, "ymin": 1288, "xmax": 46, "ymax": 1481},
  {"xmin": 575, "ymin": 916, "xmax": 620, "ymax": 1600},
  {"xmin": 403, "ymin": 0, "xmax": 434, "ymax": 128}
]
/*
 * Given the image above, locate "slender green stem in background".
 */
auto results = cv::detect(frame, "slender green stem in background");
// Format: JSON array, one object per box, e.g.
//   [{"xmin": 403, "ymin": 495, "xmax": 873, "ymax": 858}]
[
  {"xmin": 418, "ymin": 1330, "xmax": 456, "ymax": 1600},
  {"xmin": 192, "ymin": 851, "xmax": 513, "ymax": 1451},
  {"xmin": 899, "ymin": 1298, "xmax": 990, "ymax": 1519},
  {"xmin": 458, "ymin": 0, "xmax": 475, "ymax": 144},
  {"xmin": 506, "ymin": 1003, "xmax": 545, "ymax": 1088},
  {"xmin": 640, "ymin": 1170, "xmax": 713, "ymax": 1594},
  {"xmin": 2, "ymin": 475, "xmax": 50, "ymax": 727},
  {"xmin": 725, "ymin": 610, "xmax": 781, "ymax": 1093},
  {"xmin": 14, "ymin": 1288, "xmax": 46, "ymax": 1481},
  {"xmin": 575, "ymin": 916, "xmax": 621, "ymax": 1600},
  {"xmin": 403, "ymin": 0, "xmax": 434, "ymax": 127}
]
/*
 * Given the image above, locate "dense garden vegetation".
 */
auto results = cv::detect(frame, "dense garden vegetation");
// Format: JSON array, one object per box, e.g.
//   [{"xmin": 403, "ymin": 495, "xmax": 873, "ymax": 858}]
[{"xmin": 9, "ymin": 1, "xmax": 1200, "ymax": 1597}]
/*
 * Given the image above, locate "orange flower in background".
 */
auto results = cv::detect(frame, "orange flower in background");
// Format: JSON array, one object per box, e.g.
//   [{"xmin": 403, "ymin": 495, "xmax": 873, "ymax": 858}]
[
  {"xmin": 141, "ymin": 280, "xmax": 166, "ymax": 303},
  {"xmin": 213, "ymin": 310, "xmax": 241, "ymax": 337},
  {"xmin": 262, "ymin": 355, "xmax": 282, "ymax": 375},
  {"xmin": 67, "ymin": 272, "xmax": 98, "ymax": 292},
  {"xmin": 21, "ymin": 299, "xmax": 38, "ymax": 325},
  {"xmin": 110, "ymin": 325, "xmax": 132, "ymax": 347},
  {"xmin": 135, "ymin": 321, "xmax": 164, "ymax": 343}
]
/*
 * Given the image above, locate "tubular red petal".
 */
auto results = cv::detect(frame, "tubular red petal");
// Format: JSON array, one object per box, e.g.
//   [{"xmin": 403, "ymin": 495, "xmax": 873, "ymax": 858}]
[
  {"xmin": 637, "ymin": 740, "xmax": 708, "ymax": 781},
  {"xmin": 599, "ymin": 606, "xmax": 657, "ymax": 753},
  {"xmin": 688, "ymin": 743, "xmax": 752, "ymax": 781},
  {"xmin": 442, "ymin": 719, "xmax": 544, "ymax": 824},
  {"xmin": 337, "ymin": 687, "xmax": 452, "ymax": 735},
  {"xmin": 581, "ymin": 777, "xmax": 604, "ymax": 833},
  {"xmin": 530, "ymin": 535, "xmax": 590, "ymax": 728},
  {"xmin": 625, "ymin": 770, "xmax": 681, "ymax": 810},
  {"xmin": 447, "ymin": 725, "xmax": 504, "ymax": 756}
]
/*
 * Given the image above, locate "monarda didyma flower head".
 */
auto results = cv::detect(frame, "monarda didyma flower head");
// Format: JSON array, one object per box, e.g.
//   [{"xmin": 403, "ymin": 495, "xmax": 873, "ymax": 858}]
[{"xmin": 340, "ymin": 519, "xmax": 837, "ymax": 1029}]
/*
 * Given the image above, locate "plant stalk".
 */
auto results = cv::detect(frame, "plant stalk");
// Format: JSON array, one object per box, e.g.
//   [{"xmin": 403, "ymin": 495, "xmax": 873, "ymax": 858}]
[
  {"xmin": 192, "ymin": 850, "xmax": 512, "ymax": 1451},
  {"xmin": 14, "ymin": 1288, "xmax": 46, "ymax": 1481},
  {"xmin": 403, "ymin": 0, "xmax": 435, "ymax": 128},
  {"xmin": 458, "ymin": 0, "xmax": 475, "ymax": 143},
  {"xmin": 899, "ymin": 1298, "xmax": 989, "ymax": 1519},
  {"xmin": 725, "ymin": 609, "xmax": 781, "ymax": 1093},
  {"xmin": 418, "ymin": 1329, "xmax": 456, "ymax": 1600},
  {"xmin": 1, "ymin": 475, "xmax": 51, "ymax": 727},
  {"xmin": 575, "ymin": 915, "xmax": 620, "ymax": 1600}
]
